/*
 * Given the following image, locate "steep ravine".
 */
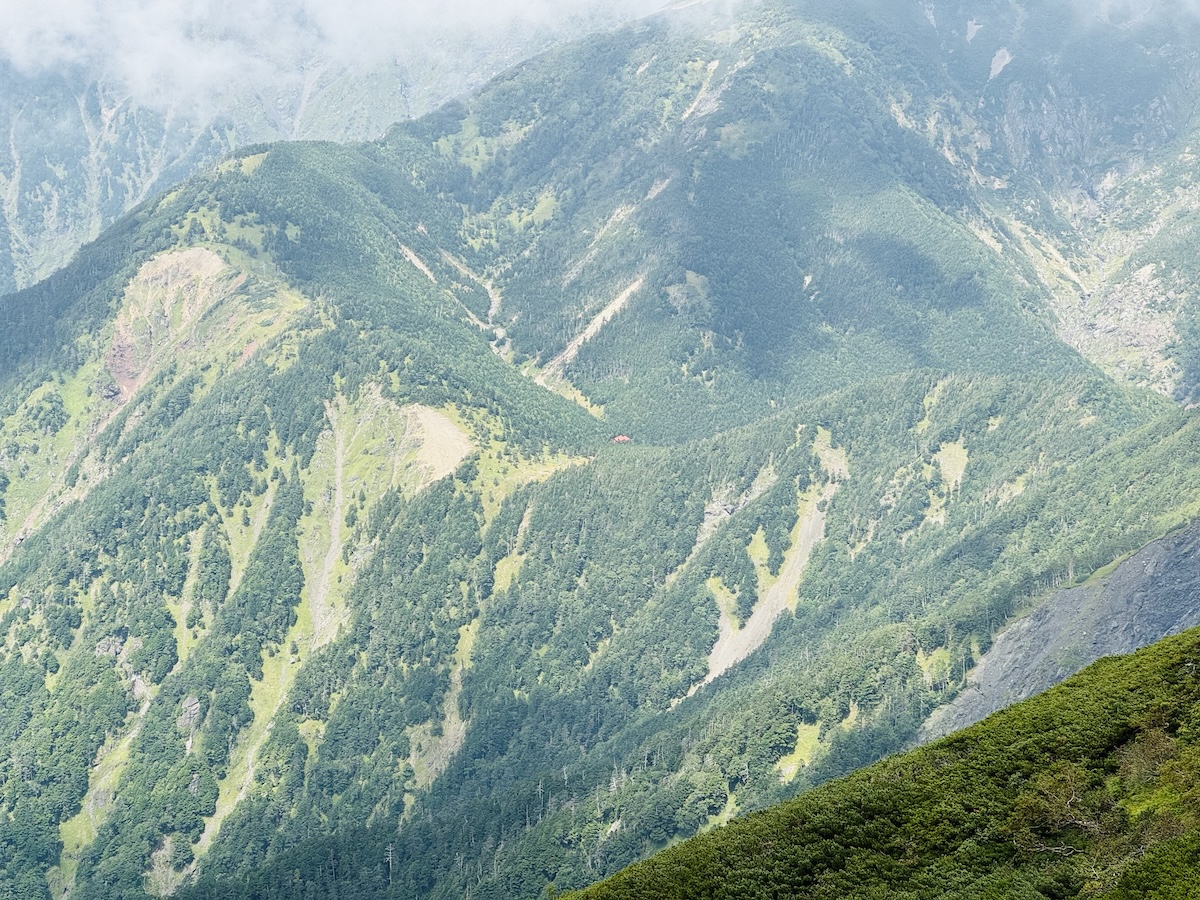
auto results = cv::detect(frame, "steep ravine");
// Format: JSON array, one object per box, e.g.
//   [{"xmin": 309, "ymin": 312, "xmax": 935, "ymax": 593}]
[{"xmin": 920, "ymin": 517, "xmax": 1200, "ymax": 741}]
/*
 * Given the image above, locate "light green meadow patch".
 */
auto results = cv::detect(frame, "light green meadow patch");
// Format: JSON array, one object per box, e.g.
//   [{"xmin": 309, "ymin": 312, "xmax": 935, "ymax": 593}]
[{"xmin": 776, "ymin": 722, "xmax": 823, "ymax": 783}]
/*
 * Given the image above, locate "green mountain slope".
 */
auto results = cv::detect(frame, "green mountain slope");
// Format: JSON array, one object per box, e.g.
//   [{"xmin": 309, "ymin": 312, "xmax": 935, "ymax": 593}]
[
  {"xmin": 571, "ymin": 625, "xmax": 1200, "ymax": 899},
  {"xmin": 0, "ymin": 3, "xmax": 657, "ymax": 295},
  {"xmin": 2, "ymin": 2, "xmax": 1200, "ymax": 899}
]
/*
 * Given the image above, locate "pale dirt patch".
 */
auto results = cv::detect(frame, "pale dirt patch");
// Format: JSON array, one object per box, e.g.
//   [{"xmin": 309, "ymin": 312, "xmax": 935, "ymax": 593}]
[
  {"xmin": 146, "ymin": 836, "xmax": 176, "ymax": 897},
  {"xmin": 924, "ymin": 440, "xmax": 969, "ymax": 527},
  {"xmin": 682, "ymin": 60, "xmax": 721, "ymax": 121},
  {"xmin": 935, "ymin": 440, "xmax": 968, "ymax": 493},
  {"xmin": 890, "ymin": 101, "xmax": 917, "ymax": 131},
  {"xmin": 406, "ymin": 405, "xmax": 474, "ymax": 484},
  {"xmin": 540, "ymin": 277, "xmax": 644, "ymax": 383},
  {"xmin": 237, "ymin": 340, "xmax": 258, "ymax": 367},
  {"xmin": 966, "ymin": 19, "xmax": 982, "ymax": 41},
  {"xmin": 300, "ymin": 392, "xmax": 385, "ymax": 646},
  {"xmin": 646, "ymin": 178, "xmax": 671, "ymax": 201},
  {"xmin": 989, "ymin": 48, "xmax": 1013, "ymax": 80},
  {"xmin": 108, "ymin": 248, "xmax": 241, "ymax": 400},
  {"xmin": 305, "ymin": 398, "xmax": 350, "ymax": 652},
  {"xmin": 399, "ymin": 244, "xmax": 437, "ymax": 284},
  {"xmin": 695, "ymin": 483, "xmax": 836, "ymax": 691},
  {"xmin": 486, "ymin": 285, "xmax": 503, "ymax": 324}
]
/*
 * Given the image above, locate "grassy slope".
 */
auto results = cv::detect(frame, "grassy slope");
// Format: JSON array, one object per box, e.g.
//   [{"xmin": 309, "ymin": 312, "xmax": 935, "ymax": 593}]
[{"xmin": 572, "ymin": 625, "xmax": 1200, "ymax": 899}]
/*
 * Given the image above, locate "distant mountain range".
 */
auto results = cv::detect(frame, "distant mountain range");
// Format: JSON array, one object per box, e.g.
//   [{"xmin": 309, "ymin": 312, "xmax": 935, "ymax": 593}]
[{"xmin": 0, "ymin": 1, "xmax": 657, "ymax": 295}]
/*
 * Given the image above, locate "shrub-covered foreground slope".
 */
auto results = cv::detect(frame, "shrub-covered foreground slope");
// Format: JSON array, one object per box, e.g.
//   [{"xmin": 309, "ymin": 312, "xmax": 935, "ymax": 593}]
[
  {"xmin": 5, "ymin": 1, "xmax": 1200, "ymax": 899},
  {"xmin": 573, "ymin": 626, "xmax": 1200, "ymax": 900}
]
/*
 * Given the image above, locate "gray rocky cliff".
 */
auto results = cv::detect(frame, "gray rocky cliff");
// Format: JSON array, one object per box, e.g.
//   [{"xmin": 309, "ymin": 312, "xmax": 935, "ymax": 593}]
[{"xmin": 920, "ymin": 518, "xmax": 1200, "ymax": 742}]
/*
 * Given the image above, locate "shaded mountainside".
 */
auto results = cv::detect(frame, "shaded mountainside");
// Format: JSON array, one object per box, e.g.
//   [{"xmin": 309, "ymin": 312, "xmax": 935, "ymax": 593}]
[
  {"xmin": 3, "ymin": 2, "xmax": 1200, "ymax": 899},
  {"xmin": 571, "ymin": 626, "xmax": 1200, "ymax": 900}
]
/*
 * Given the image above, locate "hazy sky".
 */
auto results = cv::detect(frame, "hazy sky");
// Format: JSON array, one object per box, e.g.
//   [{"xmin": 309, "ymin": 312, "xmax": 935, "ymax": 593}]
[
  {"xmin": 1073, "ymin": 0, "xmax": 1200, "ymax": 21},
  {"xmin": 0, "ymin": 0, "xmax": 664, "ymax": 107}
]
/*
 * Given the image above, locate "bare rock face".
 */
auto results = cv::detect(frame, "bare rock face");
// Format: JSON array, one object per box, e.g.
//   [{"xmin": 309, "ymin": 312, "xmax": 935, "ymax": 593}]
[{"xmin": 919, "ymin": 518, "xmax": 1200, "ymax": 742}]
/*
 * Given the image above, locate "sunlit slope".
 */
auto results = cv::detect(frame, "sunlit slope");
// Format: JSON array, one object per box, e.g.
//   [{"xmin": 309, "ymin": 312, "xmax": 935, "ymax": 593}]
[
  {"xmin": 164, "ymin": 368, "xmax": 1200, "ymax": 900},
  {"xmin": 0, "ymin": 136, "xmax": 608, "ymax": 897}
]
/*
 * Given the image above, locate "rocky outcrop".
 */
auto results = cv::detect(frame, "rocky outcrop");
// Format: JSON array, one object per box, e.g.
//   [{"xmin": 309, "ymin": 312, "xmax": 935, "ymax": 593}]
[{"xmin": 920, "ymin": 518, "xmax": 1200, "ymax": 742}]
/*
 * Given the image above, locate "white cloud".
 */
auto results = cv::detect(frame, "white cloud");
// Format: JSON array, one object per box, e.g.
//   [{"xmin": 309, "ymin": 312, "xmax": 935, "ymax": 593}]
[{"xmin": 0, "ymin": 0, "xmax": 664, "ymax": 111}]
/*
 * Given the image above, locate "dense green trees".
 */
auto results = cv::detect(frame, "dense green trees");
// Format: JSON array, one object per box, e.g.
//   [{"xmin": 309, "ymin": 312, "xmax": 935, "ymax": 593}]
[{"xmin": 572, "ymin": 627, "xmax": 1200, "ymax": 899}]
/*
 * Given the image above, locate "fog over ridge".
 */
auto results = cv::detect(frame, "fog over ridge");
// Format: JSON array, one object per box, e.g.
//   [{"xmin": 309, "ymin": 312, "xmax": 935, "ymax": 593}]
[{"xmin": 0, "ymin": 0, "xmax": 665, "ymax": 113}]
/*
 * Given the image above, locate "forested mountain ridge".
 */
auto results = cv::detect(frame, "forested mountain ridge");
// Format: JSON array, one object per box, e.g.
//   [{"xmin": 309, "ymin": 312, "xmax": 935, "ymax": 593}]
[
  {"xmin": 3, "ymin": 1, "xmax": 1200, "ymax": 898},
  {"xmin": 0, "ymin": 2, "xmax": 658, "ymax": 296}
]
